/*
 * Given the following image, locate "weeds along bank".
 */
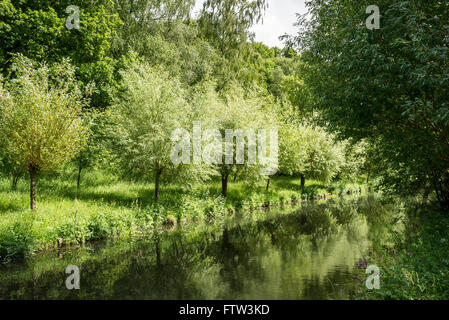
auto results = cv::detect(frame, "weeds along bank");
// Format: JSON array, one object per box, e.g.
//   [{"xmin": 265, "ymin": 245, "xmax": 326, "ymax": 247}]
[
  {"xmin": 352, "ymin": 203, "xmax": 449, "ymax": 300},
  {"xmin": 0, "ymin": 171, "xmax": 364, "ymax": 263}
]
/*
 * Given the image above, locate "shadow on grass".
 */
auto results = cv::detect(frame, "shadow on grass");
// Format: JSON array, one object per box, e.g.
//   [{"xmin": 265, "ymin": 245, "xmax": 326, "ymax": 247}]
[
  {"xmin": 0, "ymin": 198, "xmax": 26, "ymax": 213},
  {"xmin": 0, "ymin": 174, "xmax": 310, "ymax": 214},
  {"xmin": 272, "ymin": 177, "xmax": 326, "ymax": 194}
]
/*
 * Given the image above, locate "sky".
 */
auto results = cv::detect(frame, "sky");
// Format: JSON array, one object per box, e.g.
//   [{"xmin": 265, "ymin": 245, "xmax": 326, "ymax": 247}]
[{"xmin": 193, "ymin": 0, "xmax": 307, "ymax": 48}]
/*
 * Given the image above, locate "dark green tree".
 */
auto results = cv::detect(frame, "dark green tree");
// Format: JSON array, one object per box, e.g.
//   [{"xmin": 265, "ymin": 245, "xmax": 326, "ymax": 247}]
[
  {"xmin": 0, "ymin": 0, "xmax": 122, "ymax": 109},
  {"xmin": 296, "ymin": 0, "xmax": 449, "ymax": 209}
]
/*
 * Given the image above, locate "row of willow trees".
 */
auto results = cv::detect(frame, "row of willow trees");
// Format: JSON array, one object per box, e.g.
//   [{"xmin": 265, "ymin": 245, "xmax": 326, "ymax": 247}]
[
  {"xmin": 2, "ymin": 0, "xmax": 441, "ymax": 211},
  {"xmin": 0, "ymin": 51, "xmax": 367, "ymax": 209},
  {"xmin": 0, "ymin": 0, "xmax": 368, "ymax": 210}
]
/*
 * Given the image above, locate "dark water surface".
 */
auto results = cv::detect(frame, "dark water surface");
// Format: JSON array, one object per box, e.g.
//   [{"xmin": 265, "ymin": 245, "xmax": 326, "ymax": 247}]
[{"xmin": 0, "ymin": 196, "xmax": 394, "ymax": 299}]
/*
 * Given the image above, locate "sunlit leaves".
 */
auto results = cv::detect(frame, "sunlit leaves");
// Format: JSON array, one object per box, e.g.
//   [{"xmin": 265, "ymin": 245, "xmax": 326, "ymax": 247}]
[{"xmin": 0, "ymin": 55, "xmax": 88, "ymax": 172}]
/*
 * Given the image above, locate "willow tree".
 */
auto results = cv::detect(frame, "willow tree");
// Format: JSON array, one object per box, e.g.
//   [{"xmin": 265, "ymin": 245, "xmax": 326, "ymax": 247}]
[
  {"xmin": 0, "ymin": 56, "xmax": 88, "ymax": 209},
  {"xmin": 199, "ymin": 0, "xmax": 268, "ymax": 59},
  {"xmin": 278, "ymin": 120, "xmax": 345, "ymax": 190},
  {"xmin": 199, "ymin": 84, "xmax": 278, "ymax": 197},
  {"xmin": 198, "ymin": 0, "xmax": 268, "ymax": 88},
  {"xmin": 278, "ymin": 122, "xmax": 307, "ymax": 189},
  {"xmin": 110, "ymin": 61, "xmax": 210, "ymax": 201},
  {"xmin": 110, "ymin": 0, "xmax": 195, "ymax": 57}
]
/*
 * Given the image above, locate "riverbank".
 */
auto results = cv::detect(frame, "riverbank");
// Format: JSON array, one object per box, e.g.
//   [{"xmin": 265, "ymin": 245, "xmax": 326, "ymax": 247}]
[
  {"xmin": 0, "ymin": 170, "xmax": 364, "ymax": 263},
  {"xmin": 353, "ymin": 202, "xmax": 449, "ymax": 300}
]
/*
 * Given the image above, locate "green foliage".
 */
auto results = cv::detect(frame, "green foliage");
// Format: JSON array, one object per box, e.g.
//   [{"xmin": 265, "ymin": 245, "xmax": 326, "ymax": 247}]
[
  {"xmin": 0, "ymin": 170, "xmax": 348, "ymax": 262},
  {"xmin": 199, "ymin": 0, "xmax": 267, "ymax": 59},
  {"xmin": 110, "ymin": 0, "xmax": 195, "ymax": 57},
  {"xmin": 0, "ymin": 56, "xmax": 87, "ymax": 173},
  {"xmin": 355, "ymin": 206, "xmax": 449, "ymax": 300},
  {"xmin": 0, "ymin": 1, "xmax": 122, "ymax": 109},
  {"xmin": 278, "ymin": 109, "xmax": 347, "ymax": 184},
  {"xmin": 296, "ymin": 0, "xmax": 449, "ymax": 208},
  {"xmin": 0, "ymin": 219, "xmax": 34, "ymax": 263},
  {"xmin": 140, "ymin": 23, "xmax": 219, "ymax": 86},
  {"xmin": 204, "ymin": 83, "xmax": 278, "ymax": 193},
  {"xmin": 109, "ymin": 61, "xmax": 214, "ymax": 199},
  {"xmin": 73, "ymin": 110, "xmax": 113, "ymax": 188}
]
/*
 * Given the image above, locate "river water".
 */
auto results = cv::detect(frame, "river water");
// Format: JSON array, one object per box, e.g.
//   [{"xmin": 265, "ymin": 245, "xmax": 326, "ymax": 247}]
[{"xmin": 0, "ymin": 195, "xmax": 397, "ymax": 299}]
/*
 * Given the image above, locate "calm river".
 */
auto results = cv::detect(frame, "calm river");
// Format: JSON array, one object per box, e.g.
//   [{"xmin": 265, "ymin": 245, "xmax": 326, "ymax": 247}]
[{"xmin": 0, "ymin": 195, "xmax": 396, "ymax": 299}]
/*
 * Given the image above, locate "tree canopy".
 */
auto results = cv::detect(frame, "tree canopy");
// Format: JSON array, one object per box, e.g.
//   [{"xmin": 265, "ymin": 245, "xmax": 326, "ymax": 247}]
[{"xmin": 295, "ymin": 0, "xmax": 449, "ymax": 208}]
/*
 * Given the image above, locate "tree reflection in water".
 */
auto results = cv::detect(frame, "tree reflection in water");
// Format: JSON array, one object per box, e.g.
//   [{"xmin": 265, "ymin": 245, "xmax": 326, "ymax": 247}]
[{"xmin": 0, "ymin": 195, "xmax": 403, "ymax": 300}]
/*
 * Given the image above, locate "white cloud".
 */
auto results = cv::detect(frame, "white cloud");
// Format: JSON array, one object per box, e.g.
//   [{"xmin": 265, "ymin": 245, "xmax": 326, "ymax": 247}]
[{"xmin": 193, "ymin": 0, "xmax": 307, "ymax": 48}]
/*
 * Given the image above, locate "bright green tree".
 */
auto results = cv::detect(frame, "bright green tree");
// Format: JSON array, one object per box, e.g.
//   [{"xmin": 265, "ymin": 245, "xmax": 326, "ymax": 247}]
[
  {"xmin": 198, "ymin": 0, "xmax": 268, "ymax": 89},
  {"xmin": 73, "ymin": 110, "xmax": 111, "ymax": 190},
  {"xmin": 0, "ymin": 56, "xmax": 88, "ymax": 209},
  {"xmin": 110, "ymin": 61, "xmax": 211, "ymax": 201},
  {"xmin": 110, "ymin": 0, "xmax": 195, "ymax": 57},
  {"xmin": 278, "ymin": 121, "xmax": 345, "ymax": 190},
  {"xmin": 203, "ymin": 84, "xmax": 278, "ymax": 196}
]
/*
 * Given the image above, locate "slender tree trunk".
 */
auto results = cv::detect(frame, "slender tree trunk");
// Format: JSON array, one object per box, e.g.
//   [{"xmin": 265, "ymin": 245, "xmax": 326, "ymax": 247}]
[
  {"xmin": 155, "ymin": 169, "xmax": 162, "ymax": 202},
  {"xmin": 266, "ymin": 178, "xmax": 270, "ymax": 191},
  {"xmin": 300, "ymin": 174, "xmax": 305, "ymax": 190},
  {"xmin": 423, "ymin": 185, "xmax": 430, "ymax": 202},
  {"xmin": 437, "ymin": 173, "xmax": 449, "ymax": 211},
  {"xmin": 129, "ymin": 168, "xmax": 134, "ymax": 185},
  {"xmin": 366, "ymin": 170, "xmax": 371, "ymax": 187},
  {"xmin": 221, "ymin": 173, "xmax": 228, "ymax": 197},
  {"xmin": 77, "ymin": 166, "xmax": 82, "ymax": 190},
  {"xmin": 11, "ymin": 170, "xmax": 20, "ymax": 190},
  {"xmin": 29, "ymin": 166, "xmax": 38, "ymax": 210}
]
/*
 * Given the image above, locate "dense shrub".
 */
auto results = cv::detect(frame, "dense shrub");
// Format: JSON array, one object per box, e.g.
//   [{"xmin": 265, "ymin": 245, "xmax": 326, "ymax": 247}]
[{"xmin": 0, "ymin": 221, "xmax": 35, "ymax": 262}]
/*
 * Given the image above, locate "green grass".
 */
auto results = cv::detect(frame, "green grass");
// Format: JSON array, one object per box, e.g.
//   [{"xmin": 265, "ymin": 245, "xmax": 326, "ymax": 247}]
[{"xmin": 0, "ymin": 169, "xmax": 363, "ymax": 263}]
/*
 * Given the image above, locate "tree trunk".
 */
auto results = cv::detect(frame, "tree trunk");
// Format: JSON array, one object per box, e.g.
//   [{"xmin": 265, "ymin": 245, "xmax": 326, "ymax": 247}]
[
  {"xmin": 11, "ymin": 170, "xmax": 20, "ymax": 190},
  {"xmin": 129, "ymin": 168, "xmax": 134, "ymax": 185},
  {"xmin": 222, "ymin": 173, "xmax": 228, "ymax": 197},
  {"xmin": 437, "ymin": 173, "xmax": 449, "ymax": 211},
  {"xmin": 423, "ymin": 185, "xmax": 430, "ymax": 202},
  {"xmin": 77, "ymin": 166, "xmax": 82, "ymax": 190},
  {"xmin": 300, "ymin": 174, "xmax": 305, "ymax": 190},
  {"xmin": 366, "ymin": 170, "xmax": 371, "ymax": 185},
  {"xmin": 266, "ymin": 178, "xmax": 270, "ymax": 191},
  {"xmin": 155, "ymin": 169, "xmax": 162, "ymax": 202},
  {"xmin": 29, "ymin": 166, "xmax": 38, "ymax": 210}
]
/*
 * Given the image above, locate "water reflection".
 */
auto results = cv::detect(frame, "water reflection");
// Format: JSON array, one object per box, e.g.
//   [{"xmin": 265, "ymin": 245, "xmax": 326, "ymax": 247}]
[{"xmin": 0, "ymin": 196, "xmax": 396, "ymax": 300}]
